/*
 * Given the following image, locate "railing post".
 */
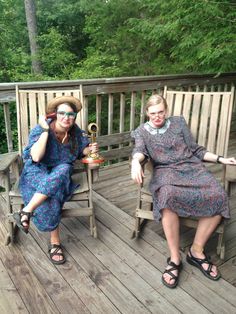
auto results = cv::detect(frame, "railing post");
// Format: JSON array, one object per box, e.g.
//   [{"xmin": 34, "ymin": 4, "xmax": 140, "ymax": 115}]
[{"xmin": 3, "ymin": 102, "xmax": 13, "ymax": 152}]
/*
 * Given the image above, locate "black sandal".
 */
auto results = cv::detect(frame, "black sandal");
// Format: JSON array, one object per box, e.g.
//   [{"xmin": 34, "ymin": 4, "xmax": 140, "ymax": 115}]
[
  {"xmin": 13, "ymin": 210, "xmax": 32, "ymax": 234},
  {"xmin": 162, "ymin": 257, "xmax": 183, "ymax": 289},
  {"xmin": 186, "ymin": 249, "xmax": 221, "ymax": 281},
  {"xmin": 48, "ymin": 244, "xmax": 66, "ymax": 265}
]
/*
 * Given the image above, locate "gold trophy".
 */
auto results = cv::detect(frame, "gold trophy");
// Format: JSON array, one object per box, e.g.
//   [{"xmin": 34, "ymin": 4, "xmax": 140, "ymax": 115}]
[{"xmin": 82, "ymin": 123, "xmax": 104, "ymax": 168}]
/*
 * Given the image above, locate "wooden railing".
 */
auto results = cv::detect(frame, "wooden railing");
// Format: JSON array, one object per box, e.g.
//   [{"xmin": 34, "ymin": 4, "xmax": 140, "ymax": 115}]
[{"xmin": 0, "ymin": 73, "xmax": 236, "ymax": 161}]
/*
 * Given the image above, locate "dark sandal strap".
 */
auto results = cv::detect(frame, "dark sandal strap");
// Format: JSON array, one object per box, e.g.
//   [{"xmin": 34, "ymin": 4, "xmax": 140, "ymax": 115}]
[
  {"xmin": 188, "ymin": 249, "xmax": 219, "ymax": 278},
  {"xmin": 167, "ymin": 258, "xmax": 182, "ymax": 270},
  {"xmin": 21, "ymin": 210, "xmax": 32, "ymax": 217},
  {"xmin": 189, "ymin": 249, "xmax": 212, "ymax": 267},
  {"xmin": 20, "ymin": 210, "xmax": 32, "ymax": 227},
  {"xmin": 49, "ymin": 244, "xmax": 65, "ymax": 264},
  {"xmin": 163, "ymin": 258, "xmax": 182, "ymax": 280},
  {"xmin": 20, "ymin": 210, "xmax": 32, "ymax": 220},
  {"xmin": 49, "ymin": 244, "xmax": 63, "ymax": 256},
  {"xmin": 163, "ymin": 268, "xmax": 178, "ymax": 280}
]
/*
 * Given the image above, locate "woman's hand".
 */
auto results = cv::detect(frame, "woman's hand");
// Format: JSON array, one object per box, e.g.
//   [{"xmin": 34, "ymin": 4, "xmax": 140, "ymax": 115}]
[
  {"xmin": 39, "ymin": 115, "xmax": 49, "ymax": 130},
  {"xmin": 131, "ymin": 159, "xmax": 145, "ymax": 184},
  {"xmin": 220, "ymin": 157, "xmax": 236, "ymax": 165},
  {"xmin": 89, "ymin": 142, "xmax": 99, "ymax": 153}
]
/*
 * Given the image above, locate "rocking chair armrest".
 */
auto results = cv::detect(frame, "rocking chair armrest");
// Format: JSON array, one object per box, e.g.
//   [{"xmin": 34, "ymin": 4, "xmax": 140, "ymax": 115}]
[
  {"xmin": 0, "ymin": 152, "xmax": 20, "ymax": 173},
  {"xmin": 225, "ymin": 164, "xmax": 236, "ymax": 182}
]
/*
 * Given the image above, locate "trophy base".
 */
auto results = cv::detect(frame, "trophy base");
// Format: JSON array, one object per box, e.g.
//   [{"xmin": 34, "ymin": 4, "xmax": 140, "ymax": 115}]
[
  {"xmin": 81, "ymin": 157, "xmax": 104, "ymax": 164},
  {"xmin": 81, "ymin": 157, "xmax": 104, "ymax": 170}
]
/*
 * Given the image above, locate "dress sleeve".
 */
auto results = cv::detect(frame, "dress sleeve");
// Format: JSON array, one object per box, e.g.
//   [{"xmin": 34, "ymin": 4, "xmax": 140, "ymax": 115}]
[
  {"xmin": 76, "ymin": 128, "xmax": 90, "ymax": 159},
  {"xmin": 22, "ymin": 125, "xmax": 45, "ymax": 161},
  {"xmin": 131, "ymin": 126, "xmax": 149, "ymax": 157},
  {"xmin": 181, "ymin": 116, "xmax": 207, "ymax": 160}
]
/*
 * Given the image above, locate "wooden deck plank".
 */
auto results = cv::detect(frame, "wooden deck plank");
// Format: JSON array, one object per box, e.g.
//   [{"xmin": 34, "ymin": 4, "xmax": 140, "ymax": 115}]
[
  {"xmin": 27, "ymin": 233, "xmax": 120, "ymax": 314},
  {"xmin": 0, "ymin": 225, "xmax": 58, "ymax": 314},
  {"xmin": 15, "ymin": 231, "xmax": 92, "ymax": 314},
  {"xmin": 0, "ymin": 258, "xmax": 28, "ymax": 314},
  {"xmin": 31, "ymin": 218, "xmax": 147, "ymax": 314},
  {"xmin": 64, "ymin": 218, "xmax": 179, "ymax": 314}
]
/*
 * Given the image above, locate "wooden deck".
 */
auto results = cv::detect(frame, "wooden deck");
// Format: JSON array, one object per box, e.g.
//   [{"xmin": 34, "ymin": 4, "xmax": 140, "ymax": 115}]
[{"xmin": 1, "ymin": 160, "xmax": 236, "ymax": 313}]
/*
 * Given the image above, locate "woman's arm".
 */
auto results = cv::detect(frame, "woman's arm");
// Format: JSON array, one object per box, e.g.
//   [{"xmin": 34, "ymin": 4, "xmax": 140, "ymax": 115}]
[
  {"xmin": 203, "ymin": 152, "xmax": 236, "ymax": 165},
  {"xmin": 30, "ymin": 116, "xmax": 49, "ymax": 162},
  {"xmin": 131, "ymin": 152, "xmax": 146, "ymax": 184}
]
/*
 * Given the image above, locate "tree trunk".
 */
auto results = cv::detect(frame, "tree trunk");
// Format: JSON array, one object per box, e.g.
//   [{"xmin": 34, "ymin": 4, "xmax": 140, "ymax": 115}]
[{"xmin": 24, "ymin": 0, "xmax": 42, "ymax": 74}]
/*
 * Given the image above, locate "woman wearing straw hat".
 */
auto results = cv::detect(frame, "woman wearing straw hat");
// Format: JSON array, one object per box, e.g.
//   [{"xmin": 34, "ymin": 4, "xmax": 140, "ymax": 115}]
[{"xmin": 13, "ymin": 96, "xmax": 98, "ymax": 264}]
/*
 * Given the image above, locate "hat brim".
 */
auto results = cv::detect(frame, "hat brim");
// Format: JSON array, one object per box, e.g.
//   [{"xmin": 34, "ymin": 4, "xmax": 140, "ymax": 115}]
[{"xmin": 46, "ymin": 96, "xmax": 82, "ymax": 114}]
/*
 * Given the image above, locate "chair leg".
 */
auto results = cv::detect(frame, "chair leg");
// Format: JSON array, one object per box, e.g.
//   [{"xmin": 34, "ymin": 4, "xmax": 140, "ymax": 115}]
[
  {"xmin": 216, "ymin": 232, "xmax": 225, "ymax": 260},
  {"xmin": 90, "ymin": 214, "xmax": 97, "ymax": 238},
  {"xmin": 131, "ymin": 210, "xmax": 141, "ymax": 239},
  {"xmin": 5, "ymin": 232, "xmax": 12, "ymax": 246},
  {"xmin": 4, "ymin": 171, "xmax": 14, "ymax": 246},
  {"xmin": 5, "ymin": 216, "xmax": 18, "ymax": 245},
  {"xmin": 88, "ymin": 195, "xmax": 97, "ymax": 238}
]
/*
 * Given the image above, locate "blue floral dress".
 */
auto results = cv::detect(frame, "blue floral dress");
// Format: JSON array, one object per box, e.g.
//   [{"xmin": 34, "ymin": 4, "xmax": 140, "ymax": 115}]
[
  {"xmin": 19, "ymin": 122, "xmax": 89, "ymax": 232},
  {"xmin": 132, "ymin": 116, "xmax": 230, "ymax": 221}
]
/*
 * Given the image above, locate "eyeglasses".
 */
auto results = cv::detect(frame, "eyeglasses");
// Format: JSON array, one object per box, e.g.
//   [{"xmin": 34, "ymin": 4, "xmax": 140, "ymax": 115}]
[
  {"xmin": 57, "ymin": 111, "xmax": 77, "ymax": 119},
  {"xmin": 149, "ymin": 110, "xmax": 166, "ymax": 118}
]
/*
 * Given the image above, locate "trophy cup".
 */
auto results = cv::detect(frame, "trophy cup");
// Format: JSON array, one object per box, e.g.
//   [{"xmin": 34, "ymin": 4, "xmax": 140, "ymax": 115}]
[{"xmin": 82, "ymin": 123, "xmax": 104, "ymax": 168}]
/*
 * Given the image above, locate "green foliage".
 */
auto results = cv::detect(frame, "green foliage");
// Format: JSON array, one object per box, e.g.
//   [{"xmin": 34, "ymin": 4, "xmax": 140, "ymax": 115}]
[
  {"xmin": 71, "ymin": 49, "xmax": 122, "ymax": 79},
  {"xmin": 38, "ymin": 28, "xmax": 76, "ymax": 78},
  {"xmin": 0, "ymin": 0, "xmax": 235, "ymax": 82},
  {"xmin": 77, "ymin": 0, "xmax": 236, "ymax": 76},
  {"xmin": 0, "ymin": 0, "xmax": 31, "ymax": 82},
  {"xmin": 0, "ymin": 102, "xmax": 18, "ymax": 154}
]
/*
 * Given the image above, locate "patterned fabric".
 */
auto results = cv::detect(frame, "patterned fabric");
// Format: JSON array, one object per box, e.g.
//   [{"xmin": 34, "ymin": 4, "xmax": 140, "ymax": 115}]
[
  {"xmin": 19, "ymin": 122, "xmax": 89, "ymax": 232},
  {"xmin": 131, "ymin": 116, "xmax": 230, "ymax": 221}
]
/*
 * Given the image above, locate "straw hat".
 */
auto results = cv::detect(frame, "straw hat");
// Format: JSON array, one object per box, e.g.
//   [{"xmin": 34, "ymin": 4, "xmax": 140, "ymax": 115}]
[{"xmin": 46, "ymin": 96, "xmax": 82, "ymax": 114}]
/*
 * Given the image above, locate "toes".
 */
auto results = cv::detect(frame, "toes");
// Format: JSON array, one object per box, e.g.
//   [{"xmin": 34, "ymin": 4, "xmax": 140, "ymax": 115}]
[
  {"xmin": 50, "ymin": 248, "xmax": 63, "ymax": 262},
  {"xmin": 210, "ymin": 266, "xmax": 218, "ymax": 278}
]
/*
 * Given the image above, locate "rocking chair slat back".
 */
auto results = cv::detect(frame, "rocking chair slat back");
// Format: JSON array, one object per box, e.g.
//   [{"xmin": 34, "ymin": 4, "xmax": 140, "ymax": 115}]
[
  {"xmin": 164, "ymin": 88, "xmax": 234, "ymax": 156},
  {"xmin": 16, "ymin": 85, "xmax": 84, "ymax": 154}
]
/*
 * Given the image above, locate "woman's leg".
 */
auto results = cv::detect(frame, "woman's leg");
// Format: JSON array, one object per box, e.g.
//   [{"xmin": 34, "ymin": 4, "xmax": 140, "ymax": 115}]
[
  {"xmin": 21, "ymin": 193, "xmax": 48, "ymax": 228},
  {"xmin": 50, "ymin": 226, "xmax": 60, "ymax": 244},
  {"xmin": 162, "ymin": 208, "xmax": 181, "ymax": 284},
  {"xmin": 190, "ymin": 215, "xmax": 222, "ymax": 277},
  {"xmin": 49, "ymin": 226, "xmax": 64, "ymax": 263}
]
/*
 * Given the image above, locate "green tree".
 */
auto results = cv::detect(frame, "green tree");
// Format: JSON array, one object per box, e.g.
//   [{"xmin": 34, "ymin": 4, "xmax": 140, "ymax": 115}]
[
  {"xmin": 77, "ymin": 0, "xmax": 236, "ymax": 77},
  {"xmin": 0, "ymin": 0, "xmax": 32, "ymax": 82}
]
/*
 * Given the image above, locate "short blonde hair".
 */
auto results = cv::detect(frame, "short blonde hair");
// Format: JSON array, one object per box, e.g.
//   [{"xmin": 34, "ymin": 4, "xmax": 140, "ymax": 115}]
[{"xmin": 145, "ymin": 94, "xmax": 167, "ymax": 111}]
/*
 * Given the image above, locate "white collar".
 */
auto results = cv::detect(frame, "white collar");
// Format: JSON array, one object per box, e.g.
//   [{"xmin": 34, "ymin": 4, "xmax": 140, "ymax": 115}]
[{"xmin": 144, "ymin": 119, "xmax": 170, "ymax": 135}]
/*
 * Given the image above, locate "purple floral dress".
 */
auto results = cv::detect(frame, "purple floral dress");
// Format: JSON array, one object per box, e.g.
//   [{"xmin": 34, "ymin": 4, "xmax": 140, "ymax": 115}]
[
  {"xmin": 19, "ymin": 122, "xmax": 89, "ymax": 232},
  {"xmin": 132, "ymin": 116, "xmax": 230, "ymax": 221}
]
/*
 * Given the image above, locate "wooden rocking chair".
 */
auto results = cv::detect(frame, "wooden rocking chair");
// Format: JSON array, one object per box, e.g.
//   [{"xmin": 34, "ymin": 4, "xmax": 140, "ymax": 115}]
[
  {"xmin": 2, "ymin": 86, "xmax": 99, "ymax": 245},
  {"xmin": 133, "ymin": 87, "xmax": 235, "ymax": 260}
]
